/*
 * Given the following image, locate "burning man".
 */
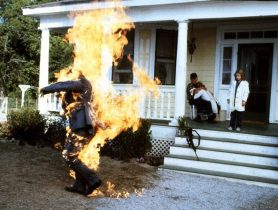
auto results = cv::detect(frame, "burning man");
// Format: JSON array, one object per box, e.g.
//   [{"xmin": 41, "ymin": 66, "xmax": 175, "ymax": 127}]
[{"xmin": 40, "ymin": 72, "xmax": 105, "ymax": 195}]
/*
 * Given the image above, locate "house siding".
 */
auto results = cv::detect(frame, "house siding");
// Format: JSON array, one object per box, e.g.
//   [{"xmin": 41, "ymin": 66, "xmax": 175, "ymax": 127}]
[
  {"xmin": 136, "ymin": 26, "xmax": 217, "ymax": 119},
  {"xmin": 186, "ymin": 27, "xmax": 217, "ymax": 116}
]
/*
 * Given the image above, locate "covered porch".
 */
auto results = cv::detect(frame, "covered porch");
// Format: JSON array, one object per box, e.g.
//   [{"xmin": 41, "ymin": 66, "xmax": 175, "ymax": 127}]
[
  {"xmin": 22, "ymin": 0, "xmax": 278, "ymax": 124},
  {"xmin": 22, "ymin": 1, "xmax": 278, "ymax": 184}
]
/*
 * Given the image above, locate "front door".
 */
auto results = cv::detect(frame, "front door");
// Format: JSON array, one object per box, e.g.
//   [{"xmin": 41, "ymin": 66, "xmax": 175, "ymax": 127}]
[{"xmin": 237, "ymin": 43, "xmax": 273, "ymax": 122}]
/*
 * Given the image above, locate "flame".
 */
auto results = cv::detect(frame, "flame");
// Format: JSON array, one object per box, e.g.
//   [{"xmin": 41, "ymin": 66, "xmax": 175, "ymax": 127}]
[
  {"xmin": 55, "ymin": 0, "xmax": 159, "ymax": 188},
  {"xmin": 87, "ymin": 181, "xmax": 144, "ymax": 198},
  {"xmin": 87, "ymin": 181, "xmax": 145, "ymax": 198}
]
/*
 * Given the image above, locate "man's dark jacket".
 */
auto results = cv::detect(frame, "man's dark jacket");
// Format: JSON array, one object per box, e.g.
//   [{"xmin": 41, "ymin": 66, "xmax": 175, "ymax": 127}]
[{"xmin": 40, "ymin": 77, "xmax": 93, "ymax": 131}]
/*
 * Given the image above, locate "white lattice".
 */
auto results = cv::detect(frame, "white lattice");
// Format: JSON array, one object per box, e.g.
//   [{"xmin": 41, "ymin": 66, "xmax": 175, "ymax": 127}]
[{"xmin": 150, "ymin": 138, "xmax": 175, "ymax": 157}]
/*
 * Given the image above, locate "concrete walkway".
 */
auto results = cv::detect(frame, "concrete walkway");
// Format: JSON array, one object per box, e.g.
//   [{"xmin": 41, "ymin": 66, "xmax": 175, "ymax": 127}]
[{"xmin": 93, "ymin": 170, "xmax": 278, "ymax": 210}]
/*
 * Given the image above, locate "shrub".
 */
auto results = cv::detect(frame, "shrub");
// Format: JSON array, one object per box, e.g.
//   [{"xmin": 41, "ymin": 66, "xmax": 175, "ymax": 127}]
[
  {"xmin": 7, "ymin": 108, "xmax": 46, "ymax": 145},
  {"xmin": 145, "ymin": 156, "xmax": 164, "ymax": 166},
  {"xmin": 44, "ymin": 114, "xmax": 67, "ymax": 150},
  {"xmin": 0, "ymin": 122, "xmax": 11, "ymax": 139},
  {"xmin": 100, "ymin": 119, "xmax": 152, "ymax": 161}
]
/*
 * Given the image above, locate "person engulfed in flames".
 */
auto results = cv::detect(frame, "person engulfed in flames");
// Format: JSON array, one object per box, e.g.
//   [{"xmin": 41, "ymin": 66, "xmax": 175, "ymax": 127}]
[{"xmin": 40, "ymin": 71, "xmax": 106, "ymax": 196}]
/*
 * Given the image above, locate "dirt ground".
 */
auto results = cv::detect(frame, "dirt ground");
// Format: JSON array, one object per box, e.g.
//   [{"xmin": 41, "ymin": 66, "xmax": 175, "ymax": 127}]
[
  {"xmin": 0, "ymin": 140, "xmax": 158, "ymax": 210},
  {"xmin": 1, "ymin": 139, "xmax": 277, "ymax": 210}
]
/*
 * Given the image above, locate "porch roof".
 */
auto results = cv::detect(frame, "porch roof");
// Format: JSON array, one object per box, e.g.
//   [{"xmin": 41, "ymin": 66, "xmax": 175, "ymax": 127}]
[
  {"xmin": 24, "ymin": 0, "xmax": 92, "ymax": 9},
  {"xmin": 22, "ymin": 0, "xmax": 278, "ymax": 30},
  {"xmin": 23, "ymin": 0, "xmax": 208, "ymax": 17}
]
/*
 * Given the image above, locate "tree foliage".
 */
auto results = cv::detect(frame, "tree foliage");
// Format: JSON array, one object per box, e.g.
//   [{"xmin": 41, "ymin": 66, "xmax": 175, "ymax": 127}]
[{"xmin": 0, "ymin": 0, "xmax": 73, "ymax": 96}]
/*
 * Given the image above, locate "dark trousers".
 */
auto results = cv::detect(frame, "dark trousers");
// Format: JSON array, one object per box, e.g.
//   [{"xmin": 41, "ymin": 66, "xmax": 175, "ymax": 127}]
[
  {"xmin": 230, "ymin": 111, "xmax": 243, "ymax": 128},
  {"xmin": 62, "ymin": 128, "xmax": 92, "ymax": 163},
  {"xmin": 62, "ymin": 128, "xmax": 100, "ymax": 190},
  {"xmin": 193, "ymin": 98, "xmax": 213, "ymax": 115}
]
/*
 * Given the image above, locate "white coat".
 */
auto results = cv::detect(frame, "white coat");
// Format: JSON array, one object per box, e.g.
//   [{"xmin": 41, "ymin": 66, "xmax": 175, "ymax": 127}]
[{"xmin": 229, "ymin": 80, "xmax": 249, "ymax": 112}]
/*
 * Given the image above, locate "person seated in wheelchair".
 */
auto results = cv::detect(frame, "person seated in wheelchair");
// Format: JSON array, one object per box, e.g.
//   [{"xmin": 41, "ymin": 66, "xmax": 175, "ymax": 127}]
[{"xmin": 191, "ymin": 82, "xmax": 219, "ymax": 122}]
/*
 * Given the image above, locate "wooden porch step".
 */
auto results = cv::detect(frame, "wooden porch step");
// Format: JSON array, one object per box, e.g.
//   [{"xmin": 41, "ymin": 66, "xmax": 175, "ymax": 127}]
[
  {"xmin": 162, "ymin": 157, "xmax": 278, "ymax": 184},
  {"xmin": 161, "ymin": 132, "xmax": 278, "ymax": 184},
  {"xmin": 166, "ymin": 151, "xmax": 278, "ymax": 171},
  {"xmin": 175, "ymin": 136, "xmax": 278, "ymax": 147},
  {"xmin": 173, "ymin": 140, "xmax": 278, "ymax": 158},
  {"xmin": 160, "ymin": 164, "xmax": 278, "ymax": 185},
  {"xmin": 188, "ymin": 129, "xmax": 278, "ymax": 145}
]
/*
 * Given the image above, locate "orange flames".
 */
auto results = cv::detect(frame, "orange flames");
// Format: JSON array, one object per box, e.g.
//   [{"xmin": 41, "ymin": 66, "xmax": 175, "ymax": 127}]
[
  {"xmin": 55, "ymin": 0, "xmax": 159, "ymax": 175},
  {"xmin": 87, "ymin": 181, "xmax": 144, "ymax": 198}
]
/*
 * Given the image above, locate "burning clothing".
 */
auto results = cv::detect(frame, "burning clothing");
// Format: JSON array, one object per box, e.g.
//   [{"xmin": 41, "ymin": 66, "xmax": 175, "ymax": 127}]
[
  {"xmin": 62, "ymin": 129, "xmax": 92, "ymax": 163},
  {"xmin": 40, "ymin": 77, "xmax": 94, "ymax": 131},
  {"xmin": 40, "ymin": 76, "xmax": 102, "ymax": 195}
]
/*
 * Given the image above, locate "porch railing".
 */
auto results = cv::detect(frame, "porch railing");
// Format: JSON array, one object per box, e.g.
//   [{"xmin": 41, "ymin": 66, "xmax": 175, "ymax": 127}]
[
  {"xmin": 114, "ymin": 85, "xmax": 175, "ymax": 120},
  {"xmin": 44, "ymin": 85, "xmax": 175, "ymax": 120},
  {"xmin": 45, "ymin": 94, "xmax": 62, "ymax": 112}
]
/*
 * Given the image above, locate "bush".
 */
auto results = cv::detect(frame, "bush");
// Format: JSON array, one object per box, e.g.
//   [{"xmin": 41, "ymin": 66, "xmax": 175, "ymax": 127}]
[
  {"xmin": 0, "ymin": 122, "xmax": 11, "ymax": 139},
  {"xmin": 7, "ymin": 108, "xmax": 46, "ymax": 145},
  {"xmin": 145, "ymin": 156, "xmax": 164, "ymax": 166},
  {"xmin": 100, "ymin": 119, "xmax": 152, "ymax": 161},
  {"xmin": 6, "ymin": 109, "xmax": 67, "ymax": 147},
  {"xmin": 5, "ymin": 108, "xmax": 152, "ymax": 159},
  {"xmin": 44, "ymin": 114, "xmax": 67, "ymax": 150}
]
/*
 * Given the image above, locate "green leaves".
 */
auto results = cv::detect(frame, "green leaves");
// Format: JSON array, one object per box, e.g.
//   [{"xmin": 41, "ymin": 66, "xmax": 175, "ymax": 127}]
[
  {"xmin": 49, "ymin": 35, "xmax": 73, "ymax": 81},
  {"xmin": 7, "ymin": 108, "xmax": 47, "ymax": 145},
  {"xmin": 177, "ymin": 115, "xmax": 189, "ymax": 130},
  {"xmin": 0, "ymin": 0, "xmax": 73, "ymax": 96}
]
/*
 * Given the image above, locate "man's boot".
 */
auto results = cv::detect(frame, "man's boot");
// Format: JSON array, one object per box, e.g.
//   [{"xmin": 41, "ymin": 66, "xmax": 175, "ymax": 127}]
[
  {"xmin": 70, "ymin": 159, "xmax": 102, "ymax": 196},
  {"xmin": 65, "ymin": 172, "xmax": 86, "ymax": 194}
]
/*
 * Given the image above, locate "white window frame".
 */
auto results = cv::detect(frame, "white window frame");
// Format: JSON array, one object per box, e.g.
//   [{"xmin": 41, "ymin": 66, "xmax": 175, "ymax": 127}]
[{"xmin": 219, "ymin": 44, "xmax": 235, "ymax": 88}]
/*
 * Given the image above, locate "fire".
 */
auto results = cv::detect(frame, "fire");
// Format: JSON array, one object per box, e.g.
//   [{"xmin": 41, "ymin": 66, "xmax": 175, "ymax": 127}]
[
  {"xmin": 87, "ymin": 181, "xmax": 144, "ymax": 198},
  {"xmin": 55, "ymin": 0, "xmax": 159, "ymax": 196}
]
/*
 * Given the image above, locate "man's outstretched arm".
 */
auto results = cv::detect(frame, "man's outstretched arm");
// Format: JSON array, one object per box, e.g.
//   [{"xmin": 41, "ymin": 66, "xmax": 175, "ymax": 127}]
[{"xmin": 40, "ymin": 80, "xmax": 84, "ymax": 95}]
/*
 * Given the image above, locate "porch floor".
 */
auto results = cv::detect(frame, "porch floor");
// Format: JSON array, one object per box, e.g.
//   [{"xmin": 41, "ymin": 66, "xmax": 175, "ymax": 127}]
[{"xmin": 151, "ymin": 119, "xmax": 278, "ymax": 137}]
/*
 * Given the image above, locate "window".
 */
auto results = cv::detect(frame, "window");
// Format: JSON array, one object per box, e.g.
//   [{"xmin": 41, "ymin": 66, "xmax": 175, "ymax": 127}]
[
  {"xmin": 224, "ymin": 32, "xmax": 236, "ymax": 40},
  {"xmin": 112, "ymin": 30, "xmax": 134, "ymax": 84},
  {"xmin": 250, "ymin": 31, "xmax": 263, "ymax": 38},
  {"xmin": 264, "ymin": 31, "xmax": 277, "ymax": 38},
  {"xmin": 154, "ymin": 29, "xmax": 177, "ymax": 85},
  {"xmin": 237, "ymin": 32, "xmax": 249, "ymax": 39},
  {"xmin": 224, "ymin": 30, "xmax": 278, "ymax": 40},
  {"xmin": 221, "ymin": 46, "xmax": 233, "ymax": 85}
]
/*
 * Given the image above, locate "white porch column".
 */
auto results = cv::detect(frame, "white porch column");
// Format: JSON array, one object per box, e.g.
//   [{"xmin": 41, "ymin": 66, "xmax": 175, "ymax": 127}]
[
  {"xmin": 170, "ymin": 20, "xmax": 189, "ymax": 125},
  {"xmin": 38, "ymin": 28, "xmax": 50, "ymax": 114}
]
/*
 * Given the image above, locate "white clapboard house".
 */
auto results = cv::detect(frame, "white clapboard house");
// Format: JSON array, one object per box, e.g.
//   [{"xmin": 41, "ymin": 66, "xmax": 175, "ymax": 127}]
[{"xmin": 23, "ymin": 0, "xmax": 278, "ymax": 184}]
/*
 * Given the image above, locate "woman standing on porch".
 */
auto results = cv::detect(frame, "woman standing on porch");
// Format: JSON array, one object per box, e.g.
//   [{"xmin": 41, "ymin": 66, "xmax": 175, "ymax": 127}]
[{"xmin": 228, "ymin": 69, "xmax": 250, "ymax": 131}]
